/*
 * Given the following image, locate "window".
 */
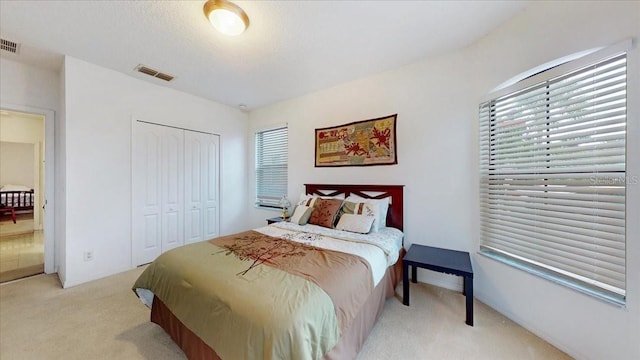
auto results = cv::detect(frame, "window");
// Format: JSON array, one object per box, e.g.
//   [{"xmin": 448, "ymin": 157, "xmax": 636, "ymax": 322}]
[
  {"xmin": 255, "ymin": 126, "xmax": 288, "ymax": 209},
  {"xmin": 479, "ymin": 45, "xmax": 628, "ymax": 304}
]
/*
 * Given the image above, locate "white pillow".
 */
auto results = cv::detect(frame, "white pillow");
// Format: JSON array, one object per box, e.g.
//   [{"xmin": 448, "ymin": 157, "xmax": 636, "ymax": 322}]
[
  {"xmin": 297, "ymin": 193, "xmax": 345, "ymax": 208},
  {"xmin": 290, "ymin": 205, "xmax": 314, "ymax": 225},
  {"xmin": 346, "ymin": 195, "xmax": 390, "ymax": 231},
  {"xmin": 341, "ymin": 201, "xmax": 381, "ymax": 232},
  {"xmin": 297, "ymin": 194, "xmax": 315, "ymax": 207},
  {"xmin": 336, "ymin": 214, "xmax": 375, "ymax": 234}
]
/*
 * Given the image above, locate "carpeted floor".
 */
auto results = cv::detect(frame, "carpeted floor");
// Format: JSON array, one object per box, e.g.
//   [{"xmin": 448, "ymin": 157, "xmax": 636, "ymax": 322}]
[{"xmin": 0, "ymin": 267, "xmax": 571, "ymax": 359}]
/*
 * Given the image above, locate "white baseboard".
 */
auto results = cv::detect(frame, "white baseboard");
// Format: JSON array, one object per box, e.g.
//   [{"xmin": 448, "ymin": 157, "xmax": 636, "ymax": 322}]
[{"xmin": 61, "ymin": 265, "xmax": 134, "ymax": 288}]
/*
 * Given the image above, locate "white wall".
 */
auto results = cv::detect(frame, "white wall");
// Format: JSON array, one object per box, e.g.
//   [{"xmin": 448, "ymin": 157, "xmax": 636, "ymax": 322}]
[
  {"xmin": 248, "ymin": 1, "xmax": 639, "ymax": 359},
  {"xmin": 0, "ymin": 112, "xmax": 45, "ymax": 145},
  {"xmin": 0, "ymin": 58, "xmax": 60, "ymax": 112},
  {"xmin": 0, "ymin": 141, "xmax": 35, "ymax": 188},
  {"xmin": 248, "ymin": 34, "xmax": 479, "ymax": 291},
  {"xmin": 56, "ymin": 63, "xmax": 67, "ymax": 284},
  {"xmin": 468, "ymin": 2, "xmax": 640, "ymax": 360},
  {"xmin": 0, "ymin": 57, "xmax": 59, "ymax": 271},
  {"xmin": 62, "ymin": 56, "xmax": 249, "ymax": 287},
  {"xmin": 0, "ymin": 112, "xmax": 46, "ymax": 228}
]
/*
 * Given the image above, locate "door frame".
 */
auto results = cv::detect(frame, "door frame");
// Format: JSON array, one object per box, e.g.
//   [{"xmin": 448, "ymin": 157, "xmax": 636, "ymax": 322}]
[{"xmin": 0, "ymin": 103, "xmax": 55, "ymax": 274}]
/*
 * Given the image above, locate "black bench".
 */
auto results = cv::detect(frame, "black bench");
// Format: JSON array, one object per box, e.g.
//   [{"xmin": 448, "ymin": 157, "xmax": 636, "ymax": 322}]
[{"xmin": 403, "ymin": 244, "xmax": 474, "ymax": 326}]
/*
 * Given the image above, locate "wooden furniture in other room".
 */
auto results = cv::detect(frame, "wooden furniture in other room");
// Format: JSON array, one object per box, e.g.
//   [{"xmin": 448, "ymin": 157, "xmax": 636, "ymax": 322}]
[
  {"xmin": 0, "ymin": 190, "xmax": 34, "ymax": 212},
  {"xmin": 0, "ymin": 206, "xmax": 17, "ymax": 224}
]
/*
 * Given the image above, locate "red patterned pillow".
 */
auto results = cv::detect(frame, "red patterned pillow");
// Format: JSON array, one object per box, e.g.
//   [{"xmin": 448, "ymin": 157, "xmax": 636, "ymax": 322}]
[{"xmin": 308, "ymin": 198, "xmax": 343, "ymax": 228}]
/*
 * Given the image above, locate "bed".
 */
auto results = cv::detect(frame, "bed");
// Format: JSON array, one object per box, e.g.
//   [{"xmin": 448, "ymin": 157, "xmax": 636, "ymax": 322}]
[
  {"xmin": 0, "ymin": 185, "xmax": 34, "ymax": 212},
  {"xmin": 133, "ymin": 183, "xmax": 405, "ymax": 360}
]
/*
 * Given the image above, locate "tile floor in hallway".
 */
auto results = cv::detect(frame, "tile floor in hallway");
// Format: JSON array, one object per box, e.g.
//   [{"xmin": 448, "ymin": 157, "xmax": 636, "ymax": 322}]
[{"xmin": 0, "ymin": 216, "xmax": 43, "ymax": 282}]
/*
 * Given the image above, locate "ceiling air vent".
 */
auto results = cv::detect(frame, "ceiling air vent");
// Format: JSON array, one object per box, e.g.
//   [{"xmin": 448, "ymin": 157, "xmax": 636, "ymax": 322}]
[
  {"xmin": 135, "ymin": 64, "xmax": 174, "ymax": 82},
  {"xmin": 154, "ymin": 72, "xmax": 175, "ymax": 82},
  {"xmin": 1, "ymin": 38, "xmax": 20, "ymax": 54}
]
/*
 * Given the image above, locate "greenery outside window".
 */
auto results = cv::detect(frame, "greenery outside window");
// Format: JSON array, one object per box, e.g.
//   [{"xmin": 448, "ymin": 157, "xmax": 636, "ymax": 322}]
[{"xmin": 479, "ymin": 42, "xmax": 629, "ymax": 305}]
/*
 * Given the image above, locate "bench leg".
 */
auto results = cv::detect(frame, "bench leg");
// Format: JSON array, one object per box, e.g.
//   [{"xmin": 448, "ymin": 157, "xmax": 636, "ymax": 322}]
[
  {"xmin": 463, "ymin": 276, "xmax": 466, "ymax": 296},
  {"xmin": 465, "ymin": 276, "xmax": 473, "ymax": 326},
  {"xmin": 403, "ymin": 262, "xmax": 409, "ymax": 306}
]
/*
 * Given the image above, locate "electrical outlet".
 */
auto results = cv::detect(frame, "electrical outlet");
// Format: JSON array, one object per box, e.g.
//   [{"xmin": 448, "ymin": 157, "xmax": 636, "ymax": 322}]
[{"xmin": 84, "ymin": 251, "xmax": 93, "ymax": 262}]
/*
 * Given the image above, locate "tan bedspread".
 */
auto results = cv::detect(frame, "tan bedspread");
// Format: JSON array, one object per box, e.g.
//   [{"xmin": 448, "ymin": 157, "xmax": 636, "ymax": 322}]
[{"xmin": 133, "ymin": 230, "xmax": 373, "ymax": 360}]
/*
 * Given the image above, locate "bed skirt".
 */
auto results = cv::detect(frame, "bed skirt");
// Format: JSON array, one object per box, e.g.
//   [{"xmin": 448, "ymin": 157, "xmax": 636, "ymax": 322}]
[{"xmin": 150, "ymin": 249, "xmax": 405, "ymax": 360}]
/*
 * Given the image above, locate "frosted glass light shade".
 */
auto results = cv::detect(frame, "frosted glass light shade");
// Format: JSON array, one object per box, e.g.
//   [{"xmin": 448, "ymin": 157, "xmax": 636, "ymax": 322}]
[{"xmin": 204, "ymin": 0, "xmax": 249, "ymax": 36}]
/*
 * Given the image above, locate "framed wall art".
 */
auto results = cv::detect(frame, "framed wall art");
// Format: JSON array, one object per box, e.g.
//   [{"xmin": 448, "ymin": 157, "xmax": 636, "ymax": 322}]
[{"xmin": 315, "ymin": 114, "xmax": 397, "ymax": 167}]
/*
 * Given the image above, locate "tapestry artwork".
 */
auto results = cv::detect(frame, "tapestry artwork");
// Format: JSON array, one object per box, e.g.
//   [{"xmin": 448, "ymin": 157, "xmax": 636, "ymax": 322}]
[{"xmin": 315, "ymin": 114, "xmax": 397, "ymax": 167}]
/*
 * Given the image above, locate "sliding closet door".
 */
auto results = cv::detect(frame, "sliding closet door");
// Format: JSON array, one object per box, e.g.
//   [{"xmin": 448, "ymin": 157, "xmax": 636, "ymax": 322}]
[
  {"xmin": 132, "ymin": 122, "xmax": 163, "ymax": 266},
  {"xmin": 202, "ymin": 133, "xmax": 220, "ymax": 239},
  {"xmin": 161, "ymin": 127, "xmax": 184, "ymax": 252},
  {"xmin": 184, "ymin": 131, "xmax": 203, "ymax": 244},
  {"xmin": 184, "ymin": 131, "xmax": 220, "ymax": 244},
  {"xmin": 133, "ymin": 122, "xmax": 184, "ymax": 265},
  {"xmin": 134, "ymin": 122, "xmax": 218, "ymax": 265}
]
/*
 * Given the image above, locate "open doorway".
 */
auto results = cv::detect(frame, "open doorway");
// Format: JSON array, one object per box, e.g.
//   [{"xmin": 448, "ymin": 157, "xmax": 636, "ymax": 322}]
[{"xmin": 0, "ymin": 110, "xmax": 46, "ymax": 282}]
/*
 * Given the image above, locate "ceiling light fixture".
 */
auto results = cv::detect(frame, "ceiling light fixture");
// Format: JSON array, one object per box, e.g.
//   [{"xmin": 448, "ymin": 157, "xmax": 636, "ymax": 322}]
[{"xmin": 203, "ymin": 0, "xmax": 249, "ymax": 36}]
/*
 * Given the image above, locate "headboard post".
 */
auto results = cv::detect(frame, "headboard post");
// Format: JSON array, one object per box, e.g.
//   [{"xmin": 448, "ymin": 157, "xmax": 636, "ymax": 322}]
[{"xmin": 304, "ymin": 184, "xmax": 404, "ymax": 231}]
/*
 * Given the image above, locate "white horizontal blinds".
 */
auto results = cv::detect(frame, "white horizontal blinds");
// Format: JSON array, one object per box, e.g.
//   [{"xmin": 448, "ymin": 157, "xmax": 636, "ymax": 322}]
[
  {"xmin": 479, "ymin": 53, "xmax": 627, "ymax": 300},
  {"xmin": 256, "ymin": 126, "xmax": 288, "ymax": 208}
]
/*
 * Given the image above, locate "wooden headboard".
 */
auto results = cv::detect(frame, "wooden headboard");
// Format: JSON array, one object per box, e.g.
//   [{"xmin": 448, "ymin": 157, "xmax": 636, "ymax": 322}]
[{"xmin": 304, "ymin": 184, "xmax": 405, "ymax": 231}]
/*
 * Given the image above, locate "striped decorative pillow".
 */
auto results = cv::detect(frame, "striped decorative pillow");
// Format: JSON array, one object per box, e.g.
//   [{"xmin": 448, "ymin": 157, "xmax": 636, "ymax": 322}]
[
  {"xmin": 290, "ymin": 205, "xmax": 314, "ymax": 225},
  {"xmin": 340, "ymin": 201, "xmax": 381, "ymax": 232}
]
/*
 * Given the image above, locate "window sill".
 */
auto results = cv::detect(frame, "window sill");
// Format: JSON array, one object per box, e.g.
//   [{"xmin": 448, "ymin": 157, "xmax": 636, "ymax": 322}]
[
  {"xmin": 479, "ymin": 249, "xmax": 625, "ymax": 307},
  {"xmin": 255, "ymin": 205, "xmax": 284, "ymax": 212}
]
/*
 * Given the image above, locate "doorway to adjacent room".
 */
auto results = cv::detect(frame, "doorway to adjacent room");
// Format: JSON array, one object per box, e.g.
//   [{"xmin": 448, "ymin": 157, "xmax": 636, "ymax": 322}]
[{"xmin": 0, "ymin": 109, "xmax": 46, "ymax": 282}]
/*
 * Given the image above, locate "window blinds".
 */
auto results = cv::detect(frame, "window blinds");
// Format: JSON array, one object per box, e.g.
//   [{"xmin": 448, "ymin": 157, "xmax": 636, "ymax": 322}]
[
  {"xmin": 256, "ymin": 126, "xmax": 288, "ymax": 208},
  {"xmin": 479, "ymin": 52, "xmax": 627, "ymax": 303}
]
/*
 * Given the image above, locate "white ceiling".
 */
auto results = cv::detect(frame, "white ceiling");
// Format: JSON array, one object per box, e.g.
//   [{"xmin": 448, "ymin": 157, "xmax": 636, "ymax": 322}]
[{"xmin": 0, "ymin": 1, "xmax": 530, "ymax": 111}]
